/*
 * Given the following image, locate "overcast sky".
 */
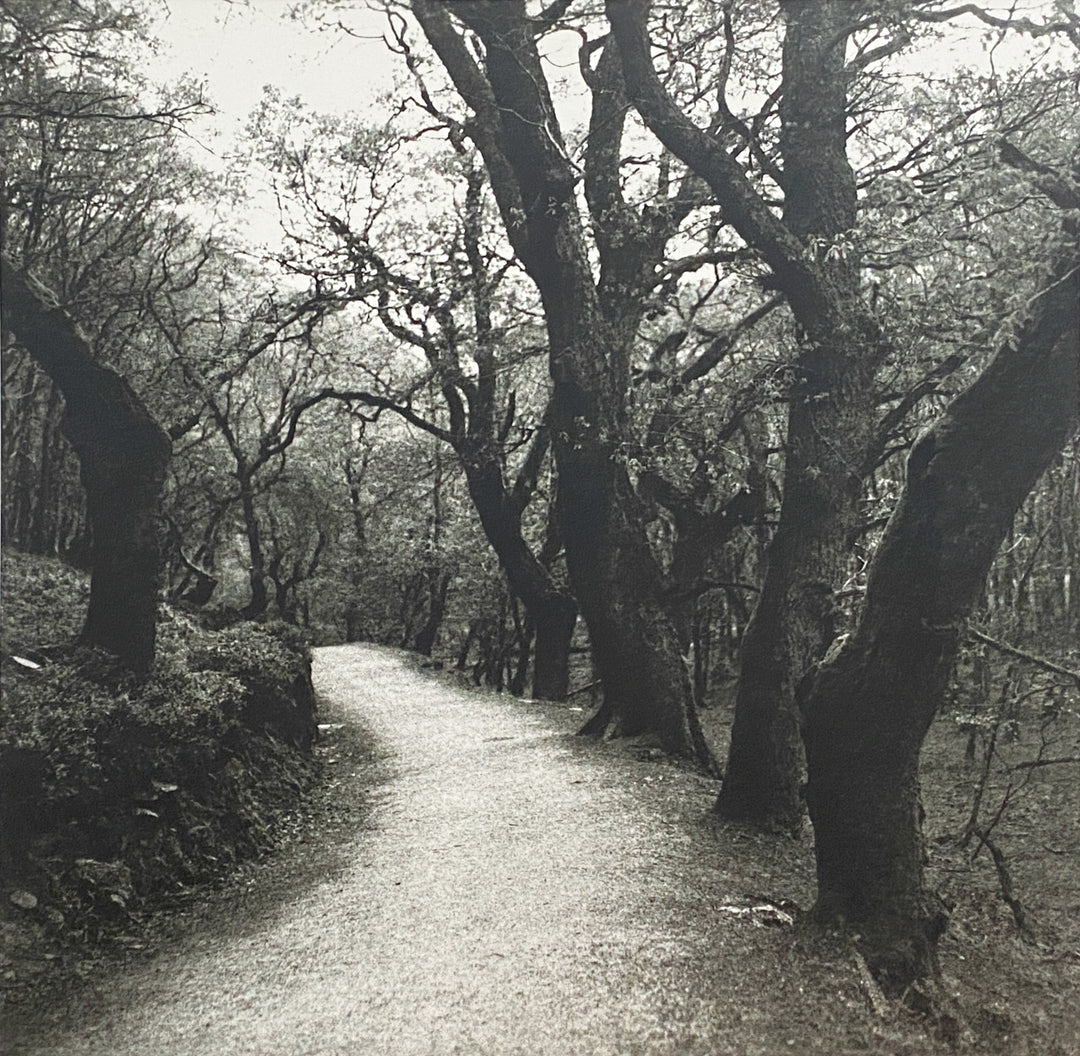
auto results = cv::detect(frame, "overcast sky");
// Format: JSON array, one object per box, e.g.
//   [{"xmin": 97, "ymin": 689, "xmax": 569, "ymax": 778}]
[
  {"xmin": 148, "ymin": 0, "xmax": 1065, "ymax": 138},
  {"xmin": 150, "ymin": 1, "xmax": 399, "ymax": 141},
  {"xmin": 144, "ymin": 0, "xmax": 1067, "ymax": 249},
  {"xmin": 142, "ymin": 1, "xmax": 404, "ymax": 246}
]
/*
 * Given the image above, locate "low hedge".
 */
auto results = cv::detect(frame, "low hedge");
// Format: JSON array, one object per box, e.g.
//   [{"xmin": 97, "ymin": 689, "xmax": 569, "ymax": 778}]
[{"xmin": 0, "ymin": 608, "xmax": 318, "ymax": 940}]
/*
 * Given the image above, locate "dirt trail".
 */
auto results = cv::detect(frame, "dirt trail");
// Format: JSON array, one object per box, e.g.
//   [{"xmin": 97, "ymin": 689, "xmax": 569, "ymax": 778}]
[{"xmin": 2, "ymin": 645, "xmax": 943, "ymax": 1055}]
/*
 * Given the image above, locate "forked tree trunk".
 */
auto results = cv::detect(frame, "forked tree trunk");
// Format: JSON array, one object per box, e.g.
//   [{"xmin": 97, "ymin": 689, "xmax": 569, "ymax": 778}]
[
  {"xmin": 802, "ymin": 254, "xmax": 1079, "ymax": 993},
  {"xmin": 715, "ymin": 0, "xmax": 878, "ymax": 832},
  {"xmin": 1, "ymin": 256, "xmax": 171, "ymax": 674},
  {"xmin": 557, "ymin": 429, "xmax": 712, "ymax": 765},
  {"xmin": 607, "ymin": 0, "xmax": 889, "ymax": 804},
  {"xmin": 414, "ymin": 1, "xmax": 715, "ymax": 768}
]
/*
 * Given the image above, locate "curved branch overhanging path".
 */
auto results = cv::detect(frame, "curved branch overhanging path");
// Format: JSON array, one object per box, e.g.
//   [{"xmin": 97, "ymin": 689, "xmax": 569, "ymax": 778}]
[{"xmin": 4, "ymin": 645, "xmax": 925, "ymax": 1055}]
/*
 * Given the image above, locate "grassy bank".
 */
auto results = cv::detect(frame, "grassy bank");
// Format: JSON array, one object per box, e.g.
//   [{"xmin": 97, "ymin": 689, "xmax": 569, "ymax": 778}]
[{"xmin": 0, "ymin": 549, "xmax": 319, "ymax": 991}]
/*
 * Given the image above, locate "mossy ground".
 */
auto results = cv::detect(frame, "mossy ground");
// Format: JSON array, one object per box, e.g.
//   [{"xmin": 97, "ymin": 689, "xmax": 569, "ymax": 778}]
[{"xmin": 698, "ymin": 678, "xmax": 1080, "ymax": 1052}]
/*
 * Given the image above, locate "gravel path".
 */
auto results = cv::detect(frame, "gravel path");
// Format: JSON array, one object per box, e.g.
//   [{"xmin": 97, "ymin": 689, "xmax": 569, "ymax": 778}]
[{"xmin": 2, "ymin": 644, "xmax": 910, "ymax": 1056}]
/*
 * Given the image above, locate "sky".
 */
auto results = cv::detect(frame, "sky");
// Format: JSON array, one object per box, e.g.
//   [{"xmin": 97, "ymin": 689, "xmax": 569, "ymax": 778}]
[
  {"xmin": 147, "ymin": 0, "xmax": 1069, "ymax": 148},
  {"xmin": 149, "ymin": 1, "xmax": 400, "ymax": 147},
  {"xmin": 143, "ymin": 1, "xmax": 406, "ymax": 246},
  {"xmin": 143, "ymin": 0, "xmax": 1070, "ymax": 249}
]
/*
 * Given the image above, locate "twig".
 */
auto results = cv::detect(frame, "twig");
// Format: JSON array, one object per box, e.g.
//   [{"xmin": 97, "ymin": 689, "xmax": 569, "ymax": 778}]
[
  {"xmin": 1012, "ymin": 755, "xmax": 1080, "ymax": 770},
  {"xmin": 567, "ymin": 680, "xmax": 601, "ymax": 699},
  {"xmin": 960, "ymin": 719, "xmax": 999, "ymax": 848},
  {"xmin": 966, "ymin": 627, "xmax": 1080, "ymax": 688},
  {"xmin": 970, "ymin": 827, "xmax": 1035, "ymax": 943}
]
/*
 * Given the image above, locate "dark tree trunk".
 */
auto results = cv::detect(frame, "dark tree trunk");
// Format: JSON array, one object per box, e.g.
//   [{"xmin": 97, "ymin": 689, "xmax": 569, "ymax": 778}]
[
  {"xmin": 507, "ymin": 601, "xmax": 533, "ymax": 697},
  {"xmin": 273, "ymin": 575, "xmax": 295, "ymax": 624},
  {"xmin": 180, "ymin": 567, "xmax": 218, "ymax": 607},
  {"xmin": 413, "ymin": 570, "xmax": 451, "ymax": 657},
  {"xmin": 608, "ymin": 0, "xmax": 893, "ymax": 795},
  {"xmin": 345, "ymin": 602, "xmax": 366, "ymax": 643},
  {"xmin": 412, "ymin": 438, "xmax": 450, "ymax": 657},
  {"xmin": 715, "ymin": 0, "xmax": 879, "ymax": 832},
  {"xmin": 559, "ymin": 447, "xmax": 698, "ymax": 747},
  {"xmin": 641, "ymin": 471, "xmax": 767, "ymax": 700},
  {"xmin": 1, "ymin": 256, "xmax": 171, "ymax": 673},
  {"xmin": 530, "ymin": 596, "xmax": 576, "ymax": 702},
  {"xmin": 238, "ymin": 480, "xmax": 270, "ymax": 619},
  {"xmin": 802, "ymin": 252, "xmax": 1079, "ymax": 992},
  {"xmin": 546, "ymin": 323, "xmax": 712, "ymax": 764},
  {"xmin": 461, "ymin": 451, "xmax": 577, "ymax": 701},
  {"xmin": 414, "ymin": 1, "xmax": 715, "ymax": 769}
]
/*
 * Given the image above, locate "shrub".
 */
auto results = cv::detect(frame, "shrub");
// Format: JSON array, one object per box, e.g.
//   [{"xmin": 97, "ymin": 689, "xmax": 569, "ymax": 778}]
[
  {"xmin": 188, "ymin": 620, "xmax": 316, "ymax": 750},
  {"xmin": 0, "ymin": 561, "xmax": 319, "ymax": 944}
]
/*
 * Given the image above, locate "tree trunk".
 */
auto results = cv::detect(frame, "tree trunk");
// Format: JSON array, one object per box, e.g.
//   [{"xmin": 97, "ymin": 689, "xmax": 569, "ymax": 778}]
[
  {"xmin": 717, "ymin": 446, "xmax": 859, "ymax": 832},
  {"xmin": 551, "ymin": 363, "xmax": 714, "ymax": 767},
  {"xmin": 345, "ymin": 601, "xmax": 366, "ymax": 643},
  {"xmin": 802, "ymin": 251, "xmax": 1079, "ymax": 992},
  {"xmin": 506, "ymin": 600, "xmax": 533, "ymax": 696},
  {"xmin": 642, "ymin": 473, "xmax": 767, "ymax": 700},
  {"xmin": 238, "ymin": 479, "xmax": 270, "ymax": 619},
  {"xmin": 413, "ymin": 1, "xmax": 715, "ymax": 770},
  {"xmin": 1, "ymin": 256, "xmax": 171, "ymax": 673},
  {"xmin": 607, "ymin": 0, "xmax": 892, "ymax": 799},
  {"xmin": 714, "ymin": 0, "xmax": 879, "ymax": 832},
  {"xmin": 460, "ymin": 453, "xmax": 577, "ymax": 700},
  {"xmin": 413, "ymin": 569, "xmax": 451, "ymax": 657},
  {"xmin": 530, "ymin": 596, "xmax": 577, "ymax": 702},
  {"xmin": 462, "ymin": 477, "xmax": 574, "ymax": 699},
  {"xmin": 0, "ymin": 355, "xmax": 87, "ymax": 559}
]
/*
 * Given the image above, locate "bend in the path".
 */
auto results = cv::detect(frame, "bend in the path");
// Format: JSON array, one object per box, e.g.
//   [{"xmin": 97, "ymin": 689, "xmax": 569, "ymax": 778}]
[{"xmin": 2, "ymin": 644, "xmax": 944, "ymax": 1056}]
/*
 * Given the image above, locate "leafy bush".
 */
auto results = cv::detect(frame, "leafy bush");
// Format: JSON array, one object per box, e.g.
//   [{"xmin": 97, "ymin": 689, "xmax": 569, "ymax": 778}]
[
  {"xmin": 188, "ymin": 619, "xmax": 316, "ymax": 750},
  {"xmin": 0, "ymin": 551, "xmax": 319, "ymax": 945}
]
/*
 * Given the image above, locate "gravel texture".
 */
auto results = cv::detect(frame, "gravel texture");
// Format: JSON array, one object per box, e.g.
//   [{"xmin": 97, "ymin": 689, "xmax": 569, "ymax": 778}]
[{"xmin": 2, "ymin": 644, "xmax": 947, "ymax": 1055}]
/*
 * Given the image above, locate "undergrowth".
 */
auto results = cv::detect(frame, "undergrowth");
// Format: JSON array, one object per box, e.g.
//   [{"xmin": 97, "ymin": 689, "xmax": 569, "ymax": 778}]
[{"xmin": 0, "ymin": 549, "xmax": 319, "ymax": 988}]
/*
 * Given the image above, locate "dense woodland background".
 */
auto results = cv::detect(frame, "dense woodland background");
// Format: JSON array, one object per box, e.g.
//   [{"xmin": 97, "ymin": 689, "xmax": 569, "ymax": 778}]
[{"xmin": 2, "ymin": 0, "xmax": 1079, "ymax": 1021}]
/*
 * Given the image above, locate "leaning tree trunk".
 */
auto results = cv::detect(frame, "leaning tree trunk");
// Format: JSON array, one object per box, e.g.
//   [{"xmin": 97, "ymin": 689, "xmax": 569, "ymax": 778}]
[
  {"xmin": 460, "ymin": 447, "xmax": 577, "ymax": 701},
  {"xmin": 802, "ymin": 251, "xmax": 1079, "ymax": 993},
  {"xmin": 1, "ymin": 256, "xmax": 171, "ymax": 674}
]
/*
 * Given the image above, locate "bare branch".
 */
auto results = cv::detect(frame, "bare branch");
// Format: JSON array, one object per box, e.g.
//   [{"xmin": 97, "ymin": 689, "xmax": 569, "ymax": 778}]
[
  {"xmin": 510, "ymin": 402, "xmax": 554, "ymax": 516},
  {"xmin": 999, "ymin": 140, "xmax": 1080, "ymax": 211},
  {"xmin": 1012, "ymin": 756, "xmax": 1080, "ymax": 770},
  {"xmin": 863, "ymin": 352, "xmax": 968, "ymax": 474},
  {"xmin": 967, "ymin": 626, "xmax": 1080, "ymax": 688},
  {"xmin": 680, "ymin": 295, "xmax": 784, "ymax": 385},
  {"xmin": 911, "ymin": 3, "xmax": 1080, "ymax": 49},
  {"xmin": 532, "ymin": 0, "xmax": 574, "ymax": 35},
  {"xmin": 411, "ymin": 0, "xmax": 531, "ymax": 259}
]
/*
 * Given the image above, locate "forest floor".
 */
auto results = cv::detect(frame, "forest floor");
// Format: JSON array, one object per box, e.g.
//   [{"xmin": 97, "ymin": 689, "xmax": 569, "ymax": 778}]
[{"xmin": 3, "ymin": 644, "xmax": 1078, "ymax": 1055}]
